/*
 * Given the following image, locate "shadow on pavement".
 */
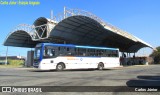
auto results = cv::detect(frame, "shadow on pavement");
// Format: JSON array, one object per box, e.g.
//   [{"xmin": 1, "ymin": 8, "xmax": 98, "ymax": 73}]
[
  {"xmin": 30, "ymin": 69, "xmax": 112, "ymax": 72},
  {"xmin": 30, "ymin": 70, "xmax": 56, "ymax": 72},
  {"xmin": 126, "ymin": 75, "xmax": 160, "ymax": 87},
  {"xmin": 137, "ymin": 76, "xmax": 160, "ymax": 80}
]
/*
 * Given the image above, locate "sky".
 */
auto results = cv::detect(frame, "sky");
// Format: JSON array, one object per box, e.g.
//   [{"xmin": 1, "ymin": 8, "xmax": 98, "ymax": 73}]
[{"xmin": 0, "ymin": 0, "xmax": 160, "ymax": 57}]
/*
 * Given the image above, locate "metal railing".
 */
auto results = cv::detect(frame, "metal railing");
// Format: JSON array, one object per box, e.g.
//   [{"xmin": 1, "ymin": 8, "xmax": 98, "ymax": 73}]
[{"xmin": 9, "ymin": 24, "xmax": 49, "ymax": 41}]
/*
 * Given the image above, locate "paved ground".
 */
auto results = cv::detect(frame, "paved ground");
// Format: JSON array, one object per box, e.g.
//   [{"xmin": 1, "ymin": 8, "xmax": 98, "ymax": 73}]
[{"xmin": 0, "ymin": 65, "xmax": 160, "ymax": 95}]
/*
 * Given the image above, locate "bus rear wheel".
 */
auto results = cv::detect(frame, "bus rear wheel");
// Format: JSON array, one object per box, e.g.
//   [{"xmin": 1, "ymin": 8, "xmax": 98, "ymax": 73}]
[
  {"xmin": 56, "ymin": 63, "xmax": 64, "ymax": 71},
  {"xmin": 98, "ymin": 63, "xmax": 104, "ymax": 70}
]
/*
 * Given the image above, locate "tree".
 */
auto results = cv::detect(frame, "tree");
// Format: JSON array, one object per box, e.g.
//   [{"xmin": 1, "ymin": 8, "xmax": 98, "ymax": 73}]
[{"xmin": 150, "ymin": 46, "xmax": 160, "ymax": 64}]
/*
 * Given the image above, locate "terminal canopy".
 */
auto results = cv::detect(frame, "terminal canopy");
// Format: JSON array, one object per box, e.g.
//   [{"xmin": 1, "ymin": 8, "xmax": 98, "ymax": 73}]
[
  {"xmin": 4, "ymin": 30, "xmax": 39, "ymax": 48},
  {"xmin": 4, "ymin": 16, "xmax": 153, "ymax": 53},
  {"xmin": 49, "ymin": 16, "xmax": 153, "ymax": 52}
]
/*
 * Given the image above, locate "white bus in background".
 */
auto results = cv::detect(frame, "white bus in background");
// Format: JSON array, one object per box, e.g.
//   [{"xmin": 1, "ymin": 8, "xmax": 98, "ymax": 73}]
[{"xmin": 33, "ymin": 43, "xmax": 120, "ymax": 71}]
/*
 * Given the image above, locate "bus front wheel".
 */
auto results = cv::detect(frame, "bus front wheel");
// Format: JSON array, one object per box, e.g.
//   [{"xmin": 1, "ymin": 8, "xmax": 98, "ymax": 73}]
[
  {"xmin": 98, "ymin": 63, "xmax": 104, "ymax": 70},
  {"xmin": 56, "ymin": 63, "xmax": 64, "ymax": 71}
]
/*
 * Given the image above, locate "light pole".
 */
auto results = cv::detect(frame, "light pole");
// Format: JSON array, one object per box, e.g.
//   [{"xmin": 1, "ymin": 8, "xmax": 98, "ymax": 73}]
[{"xmin": 5, "ymin": 46, "xmax": 8, "ymax": 65}]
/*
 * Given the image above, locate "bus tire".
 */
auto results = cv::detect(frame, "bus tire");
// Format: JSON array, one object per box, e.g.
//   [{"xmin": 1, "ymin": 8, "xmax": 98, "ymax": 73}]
[
  {"xmin": 56, "ymin": 63, "xmax": 64, "ymax": 71},
  {"xmin": 98, "ymin": 62, "xmax": 104, "ymax": 70}
]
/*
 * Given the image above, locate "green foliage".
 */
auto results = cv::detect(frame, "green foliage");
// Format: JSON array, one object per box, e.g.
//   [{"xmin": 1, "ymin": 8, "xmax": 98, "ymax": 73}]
[
  {"xmin": 150, "ymin": 46, "xmax": 160, "ymax": 64},
  {"xmin": 7, "ymin": 59, "xmax": 24, "ymax": 66}
]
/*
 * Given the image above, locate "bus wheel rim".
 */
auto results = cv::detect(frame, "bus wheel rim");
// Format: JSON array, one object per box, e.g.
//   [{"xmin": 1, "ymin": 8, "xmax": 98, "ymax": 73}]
[
  {"xmin": 58, "ymin": 65, "xmax": 62, "ymax": 70},
  {"xmin": 99, "ymin": 66, "xmax": 103, "ymax": 69}
]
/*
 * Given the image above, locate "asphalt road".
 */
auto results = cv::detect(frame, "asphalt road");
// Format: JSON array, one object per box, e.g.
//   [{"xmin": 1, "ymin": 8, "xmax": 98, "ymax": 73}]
[{"xmin": 0, "ymin": 65, "xmax": 160, "ymax": 95}]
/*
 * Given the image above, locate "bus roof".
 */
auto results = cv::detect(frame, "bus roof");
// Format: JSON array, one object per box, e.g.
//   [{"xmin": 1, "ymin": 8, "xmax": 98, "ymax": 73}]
[{"xmin": 36, "ymin": 43, "xmax": 119, "ymax": 50}]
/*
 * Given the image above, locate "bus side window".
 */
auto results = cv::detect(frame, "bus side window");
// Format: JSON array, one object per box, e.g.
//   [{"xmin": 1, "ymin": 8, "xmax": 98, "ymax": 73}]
[
  {"xmin": 59, "ymin": 47, "xmax": 64, "ymax": 56},
  {"xmin": 91, "ymin": 49, "xmax": 95, "ymax": 56},
  {"xmin": 116, "ymin": 50, "xmax": 119, "ymax": 57},
  {"xmin": 67, "ymin": 47, "xmax": 72, "ymax": 56},
  {"xmin": 86, "ymin": 49, "xmax": 89, "ymax": 56},
  {"xmin": 43, "ymin": 46, "xmax": 55, "ymax": 58},
  {"xmin": 87, "ymin": 49, "xmax": 90, "ymax": 56},
  {"xmin": 113, "ymin": 50, "xmax": 118, "ymax": 57},
  {"xmin": 111, "ymin": 50, "xmax": 114, "ymax": 57},
  {"xmin": 106, "ymin": 50, "xmax": 111, "ymax": 57},
  {"xmin": 79, "ymin": 48, "xmax": 83, "ymax": 56},
  {"xmin": 77, "ymin": 48, "xmax": 80, "ymax": 56},
  {"xmin": 101, "ymin": 50, "xmax": 104, "ymax": 56},
  {"xmin": 103, "ymin": 50, "xmax": 107, "ymax": 57},
  {"xmin": 97, "ymin": 50, "xmax": 100, "ymax": 56},
  {"xmin": 44, "ymin": 47, "xmax": 48, "ymax": 56},
  {"xmin": 69, "ymin": 48, "xmax": 74, "ymax": 56},
  {"xmin": 74, "ymin": 48, "xmax": 77, "ymax": 56},
  {"xmin": 51, "ymin": 49, "xmax": 55, "ymax": 56},
  {"xmin": 58, "ymin": 47, "xmax": 60, "ymax": 51}
]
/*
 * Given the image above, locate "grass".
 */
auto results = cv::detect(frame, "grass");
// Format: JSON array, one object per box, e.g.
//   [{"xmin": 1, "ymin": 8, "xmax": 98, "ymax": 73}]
[
  {"xmin": 0, "ymin": 59, "xmax": 24, "ymax": 68},
  {"xmin": 0, "ymin": 65, "xmax": 23, "ymax": 68}
]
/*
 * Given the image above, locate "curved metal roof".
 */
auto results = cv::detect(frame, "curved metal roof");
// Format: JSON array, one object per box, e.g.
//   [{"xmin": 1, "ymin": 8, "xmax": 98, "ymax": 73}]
[
  {"xmin": 3, "ymin": 7, "xmax": 154, "ymax": 53},
  {"xmin": 4, "ymin": 30, "xmax": 39, "ymax": 48},
  {"xmin": 49, "ymin": 15, "xmax": 153, "ymax": 52},
  {"xmin": 33, "ymin": 17, "xmax": 56, "ymax": 27}
]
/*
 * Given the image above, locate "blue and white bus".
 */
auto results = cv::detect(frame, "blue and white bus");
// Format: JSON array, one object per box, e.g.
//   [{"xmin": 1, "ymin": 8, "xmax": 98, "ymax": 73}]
[{"xmin": 33, "ymin": 43, "xmax": 120, "ymax": 71}]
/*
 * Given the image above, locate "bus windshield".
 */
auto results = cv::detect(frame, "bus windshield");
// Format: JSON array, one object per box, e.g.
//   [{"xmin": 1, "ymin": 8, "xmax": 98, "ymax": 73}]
[{"xmin": 34, "ymin": 47, "xmax": 41, "ymax": 59}]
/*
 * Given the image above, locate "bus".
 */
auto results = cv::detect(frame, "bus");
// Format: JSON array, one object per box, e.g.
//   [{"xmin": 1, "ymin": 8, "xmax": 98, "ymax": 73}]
[{"xmin": 33, "ymin": 43, "xmax": 120, "ymax": 71}]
